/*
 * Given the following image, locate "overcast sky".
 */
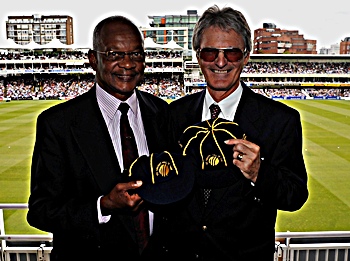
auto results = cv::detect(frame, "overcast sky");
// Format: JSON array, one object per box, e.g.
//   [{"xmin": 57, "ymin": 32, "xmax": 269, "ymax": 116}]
[{"xmin": 1, "ymin": 0, "xmax": 349, "ymax": 51}]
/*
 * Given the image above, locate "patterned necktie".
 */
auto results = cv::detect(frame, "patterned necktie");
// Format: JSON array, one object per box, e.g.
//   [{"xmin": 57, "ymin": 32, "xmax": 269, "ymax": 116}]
[
  {"xmin": 118, "ymin": 103, "xmax": 150, "ymax": 253},
  {"xmin": 119, "ymin": 103, "xmax": 138, "ymax": 176},
  {"xmin": 209, "ymin": 104, "xmax": 221, "ymax": 119},
  {"xmin": 203, "ymin": 103, "xmax": 222, "ymax": 207}
]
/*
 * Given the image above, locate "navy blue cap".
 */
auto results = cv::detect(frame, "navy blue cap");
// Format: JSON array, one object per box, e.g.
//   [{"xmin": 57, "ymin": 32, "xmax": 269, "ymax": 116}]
[{"xmin": 128, "ymin": 151, "xmax": 195, "ymax": 205}]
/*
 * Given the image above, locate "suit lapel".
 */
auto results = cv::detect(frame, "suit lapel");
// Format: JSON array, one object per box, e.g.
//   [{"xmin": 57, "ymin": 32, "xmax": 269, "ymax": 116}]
[
  {"xmin": 234, "ymin": 82, "xmax": 261, "ymax": 140},
  {"xmin": 137, "ymin": 92, "xmax": 157, "ymax": 152},
  {"xmin": 70, "ymin": 88, "xmax": 121, "ymax": 193},
  {"xmin": 137, "ymin": 90, "xmax": 167, "ymax": 152},
  {"xmin": 189, "ymin": 90, "xmax": 205, "ymax": 123}
]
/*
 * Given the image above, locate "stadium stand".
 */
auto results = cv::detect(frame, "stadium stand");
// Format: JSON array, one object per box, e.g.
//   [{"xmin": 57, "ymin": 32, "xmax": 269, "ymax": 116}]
[{"xmin": 1, "ymin": 49, "xmax": 350, "ymax": 101}]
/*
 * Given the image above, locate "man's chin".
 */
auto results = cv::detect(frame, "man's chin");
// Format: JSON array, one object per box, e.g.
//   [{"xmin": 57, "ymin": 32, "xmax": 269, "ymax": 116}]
[{"xmin": 207, "ymin": 84, "xmax": 233, "ymax": 92}]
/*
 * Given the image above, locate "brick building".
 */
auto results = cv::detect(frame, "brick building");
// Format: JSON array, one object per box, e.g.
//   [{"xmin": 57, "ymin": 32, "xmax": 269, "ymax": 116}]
[
  {"xmin": 340, "ymin": 37, "xmax": 350, "ymax": 54},
  {"xmin": 253, "ymin": 23, "xmax": 317, "ymax": 54}
]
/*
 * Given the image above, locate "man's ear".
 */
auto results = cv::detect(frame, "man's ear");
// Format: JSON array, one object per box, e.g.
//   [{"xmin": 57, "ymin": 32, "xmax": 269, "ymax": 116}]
[
  {"xmin": 243, "ymin": 52, "xmax": 250, "ymax": 66},
  {"xmin": 195, "ymin": 52, "xmax": 201, "ymax": 64},
  {"xmin": 88, "ymin": 49, "xmax": 98, "ymax": 71}
]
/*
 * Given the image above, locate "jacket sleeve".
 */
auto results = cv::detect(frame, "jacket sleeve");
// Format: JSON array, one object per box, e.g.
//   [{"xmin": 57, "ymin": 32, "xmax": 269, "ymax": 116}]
[
  {"xmin": 253, "ymin": 109, "xmax": 309, "ymax": 211},
  {"xmin": 27, "ymin": 107, "xmax": 101, "ymax": 240}
]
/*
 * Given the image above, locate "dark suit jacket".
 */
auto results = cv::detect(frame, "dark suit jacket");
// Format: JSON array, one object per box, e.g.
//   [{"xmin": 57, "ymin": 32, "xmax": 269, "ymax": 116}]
[
  {"xmin": 145, "ymin": 81, "xmax": 308, "ymax": 261},
  {"xmin": 27, "ymin": 86, "xmax": 169, "ymax": 261}
]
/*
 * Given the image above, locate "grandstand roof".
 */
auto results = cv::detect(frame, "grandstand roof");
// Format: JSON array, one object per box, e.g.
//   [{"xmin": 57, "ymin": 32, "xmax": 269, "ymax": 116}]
[
  {"xmin": 42, "ymin": 38, "xmax": 73, "ymax": 49},
  {"xmin": 0, "ymin": 38, "xmax": 22, "ymax": 50},
  {"xmin": 21, "ymin": 41, "xmax": 42, "ymax": 50},
  {"xmin": 144, "ymin": 37, "xmax": 164, "ymax": 49},
  {"xmin": 162, "ymin": 39, "xmax": 183, "ymax": 49},
  {"xmin": 0, "ymin": 38, "xmax": 89, "ymax": 52}
]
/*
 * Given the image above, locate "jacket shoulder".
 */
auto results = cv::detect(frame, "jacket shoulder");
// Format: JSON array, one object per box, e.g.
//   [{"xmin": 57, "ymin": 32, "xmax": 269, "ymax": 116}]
[
  {"xmin": 169, "ymin": 91, "xmax": 203, "ymax": 108},
  {"xmin": 137, "ymin": 90, "xmax": 169, "ymax": 108},
  {"xmin": 248, "ymin": 87, "xmax": 300, "ymax": 117},
  {"xmin": 37, "ymin": 88, "xmax": 97, "ymax": 122}
]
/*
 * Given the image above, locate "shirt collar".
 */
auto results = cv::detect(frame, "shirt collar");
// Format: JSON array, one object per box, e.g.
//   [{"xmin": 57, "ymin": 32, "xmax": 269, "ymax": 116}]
[
  {"xmin": 204, "ymin": 83, "xmax": 243, "ymax": 120},
  {"xmin": 96, "ymin": 84, "xmax": 138, "ymax": 120}
]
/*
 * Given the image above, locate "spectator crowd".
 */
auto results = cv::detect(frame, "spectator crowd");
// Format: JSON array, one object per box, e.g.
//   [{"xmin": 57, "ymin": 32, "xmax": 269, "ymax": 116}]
[
  {"xmin": 0, "ymin": 50, "xmax": 350, "ymax": 100},
  {"xmin": 1, "ymin": 75, "xmax": 349, "ymax": 101}
]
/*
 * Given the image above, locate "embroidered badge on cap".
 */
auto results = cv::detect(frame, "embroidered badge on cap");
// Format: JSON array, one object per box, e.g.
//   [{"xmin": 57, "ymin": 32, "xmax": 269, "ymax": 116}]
[{"xmin": 179, "ymin": 118, "xmax": 247, "ymax": 170}]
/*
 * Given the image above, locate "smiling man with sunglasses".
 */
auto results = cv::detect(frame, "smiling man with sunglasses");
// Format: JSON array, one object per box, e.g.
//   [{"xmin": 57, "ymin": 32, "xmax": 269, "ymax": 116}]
[{"xmin": 145, "ymin": 4, "xmax": 308, "ymax": 261}]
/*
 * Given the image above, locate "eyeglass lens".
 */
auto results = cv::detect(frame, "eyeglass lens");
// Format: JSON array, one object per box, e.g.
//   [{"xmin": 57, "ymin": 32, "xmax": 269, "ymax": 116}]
[
  {"xmin": 199, "ymin": 48, "xmax": 244, "ymax": 62},
  {"xmin": 95, "ymin": 50, "xmax": 144, "ymax": 62},
  {"xmin": 107, "ymin": 51, "xmax": 144, "ymax": 61}
]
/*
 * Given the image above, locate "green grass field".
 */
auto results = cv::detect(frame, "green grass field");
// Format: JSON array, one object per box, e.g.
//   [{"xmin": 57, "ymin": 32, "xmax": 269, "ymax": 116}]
[{"xmin": 0, "ymin": 99, "xmax": 350, "ymax": 235}]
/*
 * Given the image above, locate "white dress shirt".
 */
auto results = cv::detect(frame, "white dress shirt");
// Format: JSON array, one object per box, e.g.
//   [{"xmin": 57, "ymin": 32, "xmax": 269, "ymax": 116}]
[{"xmin": 202, "ymin": 83, "xmax": 243, "ymax": 121}]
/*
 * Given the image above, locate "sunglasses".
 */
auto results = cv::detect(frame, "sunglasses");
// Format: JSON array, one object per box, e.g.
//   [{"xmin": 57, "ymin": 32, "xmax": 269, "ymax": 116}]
[{"xmin": 197, "ymin": 47, "xmax": 246, "ymax": 62}]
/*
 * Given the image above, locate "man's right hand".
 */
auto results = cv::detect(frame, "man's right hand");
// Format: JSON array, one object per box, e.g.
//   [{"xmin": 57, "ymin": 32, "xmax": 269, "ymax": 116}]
[{"xmin": 100, "ymin": 180, "xmax": 144, "ymax": 214}]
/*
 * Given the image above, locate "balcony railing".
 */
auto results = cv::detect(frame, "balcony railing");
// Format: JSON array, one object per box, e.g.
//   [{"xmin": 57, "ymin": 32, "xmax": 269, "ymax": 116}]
[{"xmin": 1, "ymin": 204, "xmax": 350, "ymax": 261}]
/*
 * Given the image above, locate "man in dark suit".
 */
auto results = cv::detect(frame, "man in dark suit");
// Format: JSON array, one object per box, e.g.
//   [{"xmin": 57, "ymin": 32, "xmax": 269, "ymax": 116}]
[
  {"xmin": 27, "ymin": 16, "xmax": 169, "ymax": 261},
  {"xmin": 146, "ymin": 5, "xmax": 308, "ymax": 261}
]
